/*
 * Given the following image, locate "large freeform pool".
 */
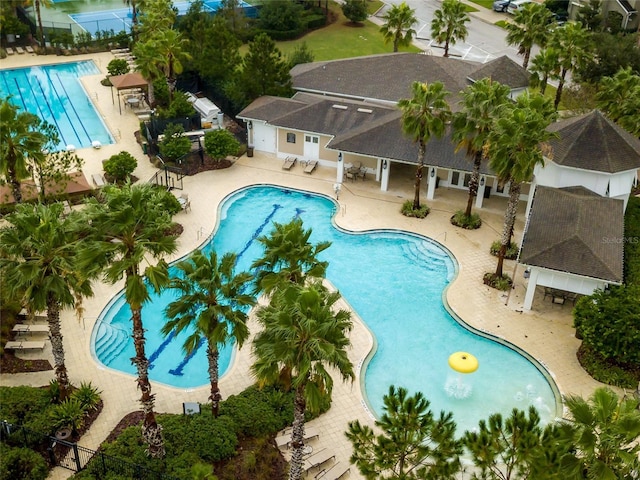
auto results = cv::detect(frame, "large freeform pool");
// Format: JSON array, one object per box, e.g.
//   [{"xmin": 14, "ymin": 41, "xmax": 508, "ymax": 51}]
[
  {"xmin": 93, "ymin": 185, "xmax": 560, "ymax": 433},
  {"xmin": 0, "ymin": 61, "xmax": 113, "ymax": 151}
]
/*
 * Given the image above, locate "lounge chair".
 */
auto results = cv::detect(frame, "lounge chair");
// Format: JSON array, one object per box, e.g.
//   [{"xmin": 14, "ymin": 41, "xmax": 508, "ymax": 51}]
[
  {"xmin": 4, "ymin": 341, "xmax": 46, "ymax": 351},
  {"xmin": 12, "ymin": 324, "xmax": 49, "ymax": 334},
  {"xmin": 6, "ymin": 47, "xmax": 15, "ymax": 55},
  {"xmin": 303, "ymin": 448, "xmax": 335, "ymax": 473},
  {"xmin": 275, "ymin": 426, "xmax": 320, "ymax": 448},
  {"xmin": 304, "ymin": 160, "xmax": 318, "ymax": 174},
  {"xmin": 282, "ymin": 156, "xmax": 297, "ymax": 170},
  {"xmin": 25, "ymin": 45, "xmax": 34, "ymax": 54},
  {"xmin": 15, "ymin": 46, "xmax": 25, "ymax": 54},
  {"xmin": 92, "ymin": 173, "xmax": 106, "ymax": 187},
  {"xmin": 316, "ymin": 462, "xmax": 350, "ymax": 479}
]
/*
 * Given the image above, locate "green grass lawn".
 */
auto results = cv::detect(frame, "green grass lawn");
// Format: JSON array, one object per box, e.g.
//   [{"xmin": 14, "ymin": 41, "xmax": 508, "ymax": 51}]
[{"xmin": 242, "ymin": 1, "xmax": 421, "ymax": 61}]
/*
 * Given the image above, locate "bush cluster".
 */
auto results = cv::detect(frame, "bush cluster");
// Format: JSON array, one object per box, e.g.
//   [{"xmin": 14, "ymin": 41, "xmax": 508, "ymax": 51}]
[
  {"xmin": 450, "ymin": 210, "xmax": 482, "ymax": 229},
  {"xmin": 103, "ymin": 152, "xmax": 137, "ymax": 184},
  {"xmin": 489, "ymin": 240, "xmax": 519, "ymax": 260},
  {"xmin": 623, "ymin": 195, "xmax": 640, "ymax": 285},
  {"xmin": 0, "ymin": 443, "xmax": 48, "ymax": 480},
  {"xmin": 401, "ymin": 200, "xmax": 430, "ymax": 218}
]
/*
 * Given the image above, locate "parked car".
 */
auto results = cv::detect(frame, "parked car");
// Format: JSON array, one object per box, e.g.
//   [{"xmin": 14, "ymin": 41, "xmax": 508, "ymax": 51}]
[
  {"xmin": 507, "ymin": 0, "xmax": 533, "ymax": 14},
  {"xmin": 492, "ymin": 0, "xmax": 511, "ymax": 12}
]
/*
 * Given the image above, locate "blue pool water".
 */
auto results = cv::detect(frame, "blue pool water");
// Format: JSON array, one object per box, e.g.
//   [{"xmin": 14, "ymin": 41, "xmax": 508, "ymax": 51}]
[
  {"xmin": 93, "ymin": 185, "xmax": 560, "ymax": 433},
  {"xmin": 0, "ymin": 61, "xmax": 113, "ymax": 151}
]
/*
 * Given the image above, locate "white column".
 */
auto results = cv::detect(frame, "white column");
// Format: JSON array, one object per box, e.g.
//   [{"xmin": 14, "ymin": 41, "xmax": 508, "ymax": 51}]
[
  {"xmin": 380, "ymin": 160, "xmax": 389, "ymax": 191},
  {"xmin": 475, "ymin": 175, "xmax": 486, "ymax": 209},
  {"xmin": 427, "ymin": 167, "xmax": 436, "ymax": 200},
  {"xmin": 336, "ymin": 152, "xmax": 345, "ymax": 183},
  {"xmin": 523, "ymin": 267, "xmax": 539, "ymax": 311}
]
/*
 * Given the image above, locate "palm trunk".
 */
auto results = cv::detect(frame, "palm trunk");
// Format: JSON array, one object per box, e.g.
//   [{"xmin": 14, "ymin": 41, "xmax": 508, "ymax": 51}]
[
  {"xmin": 522, "ymin": 48, "xmax": 531, "ymax": 70},
  {"xmin": 288, "ymin": 384, "xmax": 307, "ymax": 480},
  {"xmin": 131, "ymin": 305, "xmax": 165, "ymax": 458},
  {"xmin": 206, "ymin": 343, "xmax": 221, "ymax": 417},
  {"xmin": 444, "ymin": 40, "xmax": 450, "ymax": 58},
  {"xmin": 540, "ymin": 73, "xmax": 549, "ymax": 95},
  {"xmin": 554, "ymin": 68, "xmax": 567, "ymax": 110},
  {"xmin": 495, "ymin": 181, "xmax": 521, "ymax": 278},
  {"xmin": 36, "ymin": 0, "xmax": 45, "ymax": 47},
  {"xmin": 464, "ymin": 151, "xmax": 481, "ymax": 218},
  {"xmin": 47, "ymin": 295, "xmax": 70, "ymax": 399},
  {"xmin": 413, "ymin": 141, "xmax": 426, "ymax": 210}
]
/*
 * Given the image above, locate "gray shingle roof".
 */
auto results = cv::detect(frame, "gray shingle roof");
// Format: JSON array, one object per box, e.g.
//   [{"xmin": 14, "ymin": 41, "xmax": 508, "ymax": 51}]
[
  {"xmin": 467, "ymin": 56, "xmax": 530, "ymax": 88},
  {"xmin": 547, "ymin": 110, "xmax": 640, "ymax": 173},
  {"xmin": 519, "ymin": 185, "xmax": 624, "ymax": 282}
]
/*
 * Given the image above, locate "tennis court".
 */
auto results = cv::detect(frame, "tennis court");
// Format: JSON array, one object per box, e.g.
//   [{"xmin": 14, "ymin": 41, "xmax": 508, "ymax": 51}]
[{"xmin": 70, "ymin": 0, "xmax": 256, "ymax": 36}]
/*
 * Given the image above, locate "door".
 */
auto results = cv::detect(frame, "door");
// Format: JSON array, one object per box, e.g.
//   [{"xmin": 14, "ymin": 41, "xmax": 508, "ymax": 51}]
[{"xmin": 304, "ymin": 134, "xmax": 320, "ymax": 159}]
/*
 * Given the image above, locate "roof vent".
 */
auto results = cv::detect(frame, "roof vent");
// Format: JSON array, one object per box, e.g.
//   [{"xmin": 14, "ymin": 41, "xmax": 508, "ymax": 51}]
[
  {"xmin": 357, "ymin": 108, "xmax": 373, "ymax": 113},
  {"xmin": 332, "ymin": 104, "xmax": 348, "ymax": 110}
]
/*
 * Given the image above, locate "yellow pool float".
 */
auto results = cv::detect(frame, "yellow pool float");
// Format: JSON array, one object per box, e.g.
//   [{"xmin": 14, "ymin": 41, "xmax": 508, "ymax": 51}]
[{"xmin": 448, "ymin": 352, "xmax": 479, "ymax": 374}]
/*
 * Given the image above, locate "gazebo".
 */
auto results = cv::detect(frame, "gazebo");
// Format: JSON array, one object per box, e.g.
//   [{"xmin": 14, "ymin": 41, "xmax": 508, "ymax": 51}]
[{"xmin": 109, "ymin": 72, "xmax": 149, "ymax": 114}]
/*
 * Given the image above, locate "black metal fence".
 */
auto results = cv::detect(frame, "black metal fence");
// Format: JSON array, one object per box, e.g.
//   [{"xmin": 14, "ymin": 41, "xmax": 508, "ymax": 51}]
[{"xmin": 0, "ymin": 420, "xmax": 181, "ymax": 480}]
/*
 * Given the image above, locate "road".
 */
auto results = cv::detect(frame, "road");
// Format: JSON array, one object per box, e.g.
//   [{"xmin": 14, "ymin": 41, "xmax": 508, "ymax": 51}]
[{"xmin": 373, "ymin": 0, "xmax": 540, "ymax": 65}]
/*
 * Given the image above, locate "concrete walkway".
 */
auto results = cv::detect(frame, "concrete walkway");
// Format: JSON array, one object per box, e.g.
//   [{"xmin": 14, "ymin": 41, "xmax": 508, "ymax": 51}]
[{"xmin": 0, "ymin": 49, "xmax": 605, "ymax": 480}]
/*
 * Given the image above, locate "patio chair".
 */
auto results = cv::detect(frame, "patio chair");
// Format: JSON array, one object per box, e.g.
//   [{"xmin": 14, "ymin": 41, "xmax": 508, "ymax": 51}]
[
  {"xmin": 25, "ymin": 45, "xmax": 34, "ymax": 54},
  {"xmin": 304, "ymin": 159, "xmax": 318, "ymax": 174},
  {"xmin": 92, "ymin": 173, "xmax": 106, "ymax": 188},
  {"xmin": 303, "ymin": 449, "xmax": 336, "ymax": 474},
  {"xmin": 315, "ymin": 462, "xmax": 350, "ymax": 480},
  {"xmin": 6, "ymin": 47, "xmax": 15, "ymax": 55},
  {"xmin": 358, "ymin": 166, "xmax": 366, "ymax": 180},
  {"xmin": 282, "ymin": 156, "xmax": 297, "ymax": 170},
  {"xmin": 15, "ymin": 46, "xmax": 25, "ymax": 54},
  {"xmin": 12, "ymin": 324, "xmax": 49, "ymax": 335}
]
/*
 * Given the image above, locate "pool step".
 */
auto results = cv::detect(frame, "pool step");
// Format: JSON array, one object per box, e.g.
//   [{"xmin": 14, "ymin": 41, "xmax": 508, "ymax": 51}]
[
  {"xmin": 401, "ymin": 242, "xmax": 449, "ymax": 271},
  {"xmin": 95, "ymin": 323, "xmax": 129, "ymax": 366}
]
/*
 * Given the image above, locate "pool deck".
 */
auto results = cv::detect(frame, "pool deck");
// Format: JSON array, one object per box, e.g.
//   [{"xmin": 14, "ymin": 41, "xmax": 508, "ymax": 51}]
[{"xmin": 0, "ymin": 52, "xmax": 609, "ymax": 480}]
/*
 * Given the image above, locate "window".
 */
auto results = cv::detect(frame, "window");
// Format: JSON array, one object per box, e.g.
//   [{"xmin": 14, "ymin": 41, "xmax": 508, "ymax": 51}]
[
  {"xmin": 451, "ymin": 171, "xmax": 460, "ymax": 185},
  {"xmin": 287, "ymin": 133, "xmax": 296, "ymax": 143}
]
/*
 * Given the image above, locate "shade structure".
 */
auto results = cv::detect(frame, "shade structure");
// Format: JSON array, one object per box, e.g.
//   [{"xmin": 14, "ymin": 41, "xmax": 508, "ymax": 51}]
[
  {"xmin": 109, "ymin": 72, "xmax": 149, "ymax": 114},
  {"xmin": 448, "ymin": 352, "xmax": 479, "ymax": 374}
]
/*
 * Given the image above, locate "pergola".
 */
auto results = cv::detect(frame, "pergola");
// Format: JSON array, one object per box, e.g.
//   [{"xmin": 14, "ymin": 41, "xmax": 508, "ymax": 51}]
[{"xmin": 109, "ymin": 72, "xmax": 149, "ymax": 114}]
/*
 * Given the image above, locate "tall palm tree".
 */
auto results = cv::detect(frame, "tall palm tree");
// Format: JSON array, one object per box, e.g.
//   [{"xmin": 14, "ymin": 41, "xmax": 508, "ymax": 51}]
[
  {"xmin": 162, "ymin": 250, "xmax": 256, "ymax": 417},
  {"xmin": 452, "ymin": 78, "xmax": 511, "ymax": 220},
  {"xmin": 0, "ymin": 203, "xmax": 94, "ymax": 398},
  {"xmin": 487, "ymin": 93, "xmax": 557, "ymax": 279},
  {"xmin": 430, "ymin": 0, "xmax": 470, "ymax": 58},
  {"xmin": 252, "ymin": 282, "xmax": 354, "ymax": 480},
  {"xmin": 251, "ymin": 217, "xmax": 330, "ymax": 296},
  {"xmin": 505, "ymin": 3, "xmax": 554, "ymax": 69},
  {"xmin": 149, "ymin": 29, "xmax": 192, "ymax": 102},
  {"xmin": 379, "ymin": 1, "xmax": 417, "ymax": 53},
  {"xmin": 79, "ymin": 183, "xmax": 178, "ymax": 458},
  {"xmin": 0, "ymin": 98, "xmax": 47, "ymax": 204},
  {"xmin": 596, "ymin": 67, "xmax": 640, "ymax": 137},
  {"xmin": 529, "ymin": 48, "xmax": 561, "ymax": 96},
  {"xmin": 559, "ymin": 387, "xmax": 640, "ymax": 479},
  {"xmin": 33, "ymin": 0, "xmax": 54, "ymax": 48},
  {"xmin": 548, "ymin": 22, "xmax": 590, "ymax": 109},
  {"xmin": 398, "ymin": 81, "xmax": 451, "ymax": 210}
]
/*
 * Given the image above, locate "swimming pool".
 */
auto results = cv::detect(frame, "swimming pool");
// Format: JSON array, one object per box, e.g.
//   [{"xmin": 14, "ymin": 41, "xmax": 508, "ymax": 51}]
[
  {"xmin": 93, "ymin": 185, "xmax": 560, "ymax": 433},
  {"xmin": 0, "ymin": 61, "xmax": 113, "ymax": 151}
]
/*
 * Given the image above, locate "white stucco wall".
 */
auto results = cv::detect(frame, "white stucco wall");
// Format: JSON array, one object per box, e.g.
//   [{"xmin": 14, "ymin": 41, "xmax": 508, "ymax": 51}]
[{"xmin": 252, "ymin": 123, "xmax": 277, "ymax": 154}]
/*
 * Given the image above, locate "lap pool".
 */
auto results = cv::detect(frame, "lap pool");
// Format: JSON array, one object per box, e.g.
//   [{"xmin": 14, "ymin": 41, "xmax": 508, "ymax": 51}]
[
  {"xmin": 92, "ymin": 185, "xmax": 560, "ymax": 433},
  {"xmin": 0, "ymin": 61, "xmax": 113, "ymax": 151}
]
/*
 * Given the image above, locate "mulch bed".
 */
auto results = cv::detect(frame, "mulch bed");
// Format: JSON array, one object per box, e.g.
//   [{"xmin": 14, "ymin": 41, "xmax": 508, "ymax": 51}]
[{"xmin": 0, "ymin": 353, "xmax": 52, "ymax": 374}]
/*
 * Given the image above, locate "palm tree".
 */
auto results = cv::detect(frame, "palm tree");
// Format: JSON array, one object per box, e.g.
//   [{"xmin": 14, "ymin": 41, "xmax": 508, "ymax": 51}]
[
  {"xmin": 430, "ymin": 0, "xmax": 470, "ymax": 58},
  {"xmin": 596, "ymin": 67, "xmax": 640, "ymax": 137},
  {"xmin": 487, "ymin": 93, "xmax": 556, "ymax": 280},
  {"xmin": 0, "ymin": 203, "xmax": 94, "ymax": 398},
  {"xmin": 33, "ymin": 0, "xmax": 54, "ymax": 48},
  {"xmin": 347, "ymin": 385, "xmax": 462, "ymax": 479},
  {"xmin": 529, "ymin": 48, "xmax": 561, "ymax": 95},
  {"xmin": 252, "ymin": 282, "xmax": 354, "ymax": 480},
  {"xmin": 505, "ymin": 3, "xmax": 554, "ymax": 69},
  {"xmin": 549, "ymin": 22, "xmax": 590, "ymax": 109},
  {"xmin": 452, "ymin": 79, "xmax": 511, "ymax": 220},
  {"xmin": 398, "ymin": 81, "xmax": 451, "ymax": 210},
  {"xmin": 0, "ymin": 98, "xmax": 47, "ymax": 204},
  {"xmin": 379, "ymin": 1, "xmax": 417, "ymax": 53},
  {"xmin": 78, "ymin": 183, "xmax": 178, "ymax": 458},
  {"xmin": 559, "ymin": 387, "xmax": 640, "ymax": 479},
  {"xmin": 162, "ymin": 250, "xmax": 256, "ymax": 417},
  {"xmin": 149, "ymin": 29, "xmax": 192, "ymax": 102},
  {"xmin": 251, "ymin": 217, "xmax": 330, "ymax": 295}
]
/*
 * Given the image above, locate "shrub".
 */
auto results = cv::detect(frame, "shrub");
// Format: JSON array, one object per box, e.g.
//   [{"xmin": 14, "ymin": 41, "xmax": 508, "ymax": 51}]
[
  {"xmin": 0, "ymin": 386, "xmax": 51, "ymax": 426},
  {"xmin": 483, "ymin": 272, "xmax": 513, "ymax": 291},
  {"xmin": 342, "ymin": 0, "xmax": 367, "ymax": 23},
  {"xmin": 159, "ymin": 124, "xmax": 192, "ymax": 162},
  {"xmin": 48, "ymin": 379, "xmax": 62, "ymax": 404},
  {"xmin": 203, "ymin": 129, "xmax": 240, "ymax": 160},
  {"xmin": 71, "ymin": 382, "xmax": 102, "ymax": 412},
  {"xmin": 450, "ymin": 210, "xmax": 482, "ymax": 229},
  {"xmin": 576, "ymin": 344, "xmax": 638, "ymax": 388},
  {"xmin": 106, "ymin": 59, "xmax": 130, "ymax": 77},
  {"xmin": 623, "ymin": 195, "xmax": 640, "ymax": 285},
  {"xmin": 573, "ymin": 284, "xmax": 640, "ymax": 368},
  {"xmin": 49, "ymin": 398, "xmax": 85, "ymax": 433},
  {"xmin": 0, "ymin": 444, "xmax": 48, "ymax": 480},
  {"xmin": 401, "ymin": 200, "xmax": 430, "ymax": 218},
  {"xmin": 490, "ymin": 240, "xmax": 519, "ymax": 260},
  {"xmin": 166, "ymin": 91, "xmax": 196, "ymax": 118},
  {"xmin": 103, "ymin": 151, "xmax": 137, "ymax": 183}
]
